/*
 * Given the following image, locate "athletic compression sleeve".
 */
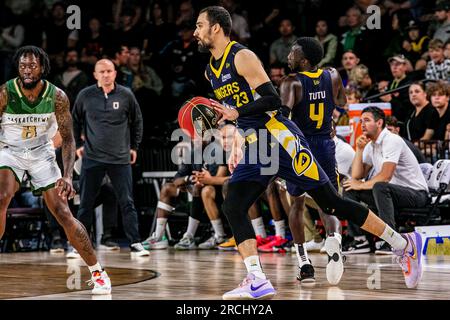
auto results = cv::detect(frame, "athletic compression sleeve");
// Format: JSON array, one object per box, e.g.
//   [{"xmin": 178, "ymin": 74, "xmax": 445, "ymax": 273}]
[{"xmin": 236, "ymin": 81, "xmax": 281, "ymax": 117}]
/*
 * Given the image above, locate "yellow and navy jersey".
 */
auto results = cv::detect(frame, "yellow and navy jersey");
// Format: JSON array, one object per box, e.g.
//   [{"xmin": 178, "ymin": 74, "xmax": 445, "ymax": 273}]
[
  {"xmin": 291, "ymin": 69, "xmax": 335, "ymax": 137},
  {"xmin": 206, "ymin": 41, "xmax": 268, "ymax": 131}
]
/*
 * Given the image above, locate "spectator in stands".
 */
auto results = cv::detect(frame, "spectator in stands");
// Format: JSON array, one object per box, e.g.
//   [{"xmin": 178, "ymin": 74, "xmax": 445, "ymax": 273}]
[
  {"xmin": 142, "ymin": 126, "xmax": 232, "ymax": 250},
  {"xmin": 334, "ymin": 86, "xmax": 361, "ymax": 125},
  {"xmin": 348, "ymin": 64, "xmax": 378, "ymax": 99},
  {"xmin": 43, "ymin": 2, "xmax": 79, "ymax": 72},
  {"xmin": 429, "ymin": 81, "xmax": 450, "ymax": 140},
  {"xmin": 126, "ymin": 47, "xmax": 163, "ymax": 135},
  {"xmin": 80, "ymin": 17, "xmax": 107, "ymax": 68},
  {"xmin": 126, "ymin": 47, "xmax": 163, "ymax": 95},
  {"xmin": 53, "ymin": 49, "xmax": 89, "ymax": 107},
  {"xmin": 109, "ymin": 44, "xmax": 130, "ymax": 85},
  {"xmin": 142, "ymin": 1, "xmax": 176, "ymax": 58},
  {"xmin": 159, "ymin": 21, "xmax": 205, "ymax": 109},
  {"xmin": 386, "ymin": 116, "xmax": 427, "ymax": 163},
  {"xmin": 269, "ymin": 18, "xmax": 297, "ymax": 66},
  {"xmin": 343, "ymin": 107, "xmax": 429, "ymax": 254},
  {"xmin": 339, "ymin": 50, "xmax": 360, "ymax": 87},
  {"xmin": 0, "ymin": 12, "xmax": 24, "ymax": 83},
  {"xmin": 402, "ymin": 20, "xmax": 429, "ymax": 70},
  {"xmin": 405, "ymin": 82, "xmax": 439, "ymax": 141},
  {"xmin": 445, "ymin": 39, "xmax": 450, "ymax": 59},
  {"xmin": 116, "ymin": 7, "xmax": 144, "ymax": 49},
  {"xmin": 425, "ymin": 39, "xmax": 450, "ymax": 81},
  {"xmin": 387, "ymin": 54, "xmax": 413, "ymax": 122},
  {"xmin": 221, "ymin": 0, "xmax": 251, "ymax": 44},
  {"xmin": 314, "ymin": 19, "xmax": 338, "ymax": 67},
  {"xmin": 376, "ymin": 79, "xmax": 393, "ymax": 103},
  {"xmin": 269, "ymin": 63, "xmax": 285, "ymax": 90},
  {"xmin": 433, "ymin": 1, "xmax": 450, "ymax": 43},
  {"xmin": 340, "ymin": 6, "xmax": 364, "ymax": 53},
  {"xmin": 175, "ymin": 0, "xmax": 195, "ymax": 28}
]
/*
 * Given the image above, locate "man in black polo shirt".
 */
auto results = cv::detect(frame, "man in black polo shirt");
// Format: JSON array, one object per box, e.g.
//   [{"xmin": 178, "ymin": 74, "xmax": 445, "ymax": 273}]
[{"xmin": 72, "ymin": 59, "xmax": 147, "ymax": 256}]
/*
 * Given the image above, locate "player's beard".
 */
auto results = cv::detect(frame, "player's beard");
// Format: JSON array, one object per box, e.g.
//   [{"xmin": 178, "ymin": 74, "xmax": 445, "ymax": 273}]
[
  {"xmin": 20, "ymin": 76, "xmax": 41, "ymax": 90},
  {"xmin": 197, "ymin": 30, "xmax": 213, "ymax": 53}
]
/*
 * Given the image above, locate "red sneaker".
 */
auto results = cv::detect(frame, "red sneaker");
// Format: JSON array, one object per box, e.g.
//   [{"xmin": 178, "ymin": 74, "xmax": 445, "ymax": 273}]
[{"xmin": 258, "ymin": 235, "xmax": 288, "ymax": 253}]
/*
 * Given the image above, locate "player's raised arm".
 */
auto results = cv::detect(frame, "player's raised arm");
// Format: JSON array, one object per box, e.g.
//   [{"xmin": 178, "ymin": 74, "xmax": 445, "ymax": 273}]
[{"xmin": 54, "ymin": 88, "xmax": 76, "ymax": 198}]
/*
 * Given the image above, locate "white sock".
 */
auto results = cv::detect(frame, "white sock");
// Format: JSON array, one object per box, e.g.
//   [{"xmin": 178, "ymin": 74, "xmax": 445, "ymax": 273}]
[
  {"xmin": 251, "ymin": 217, "xmax": 267, "ymax": 238},
  {"xmin": 211, "ymin": 219, "xmax": 226, "ymax": 237},
  {"xmin": 295, "ymin": 243, "xmax": 309, "ymax": 267},
  {"xmin": 380, "ymin": 224, "xmax": 407, "ymax": 251},
  {"xmin": 244, "ymin": 255, "xmax": 266, "ymax": 279},
  {"xmin": 88, "ymin": 263, "xmax": 103, "ymax": 273},
  {"xmin": 274, "ymin": 219, "xmax": 286, "ymax": 238},
  {"xmin": 186, "ymin": 217, "xmax": 200, "ymax": 238},
  {"xmin": 155, "ymin": 218, "xmax": 168, "ymax": 239}
]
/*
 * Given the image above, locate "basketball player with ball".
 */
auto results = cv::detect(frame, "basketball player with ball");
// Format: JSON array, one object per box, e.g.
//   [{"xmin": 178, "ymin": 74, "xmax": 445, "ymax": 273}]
[{"xmin": 189, "ymin": 6, "xmax": 424, "ymax": 300}]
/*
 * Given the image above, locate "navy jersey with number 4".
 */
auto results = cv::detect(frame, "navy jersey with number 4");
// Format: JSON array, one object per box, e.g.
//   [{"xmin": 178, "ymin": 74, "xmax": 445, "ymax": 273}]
[
  {"xmin": 206, "ymin": 41, "xmax": 269, "ymax": 131},
  {"xmin": 291, "ymin": 69, "xmax": 335, "ymax": 137}
]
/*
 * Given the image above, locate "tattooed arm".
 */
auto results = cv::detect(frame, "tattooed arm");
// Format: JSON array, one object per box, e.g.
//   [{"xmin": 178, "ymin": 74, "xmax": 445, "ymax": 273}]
[
  {"xmin": 0, "ymin": 84, "xmax": 8, "ymax": 118},
  {"xmin": 54, "ymin": 88, "xmax": 76, "ymax": 200}
]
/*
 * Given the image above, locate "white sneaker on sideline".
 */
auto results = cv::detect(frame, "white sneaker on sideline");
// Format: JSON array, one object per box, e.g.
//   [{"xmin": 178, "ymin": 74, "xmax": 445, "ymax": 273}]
[{"xmin": 130, "ymin": 243, "xmax": 150, "ymax": 256}]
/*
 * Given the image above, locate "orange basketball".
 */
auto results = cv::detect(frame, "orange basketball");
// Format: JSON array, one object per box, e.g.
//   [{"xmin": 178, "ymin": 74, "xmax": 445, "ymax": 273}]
[{"xmin": 178, "ymin": 96, "xmax": 220, "ymax": 138}]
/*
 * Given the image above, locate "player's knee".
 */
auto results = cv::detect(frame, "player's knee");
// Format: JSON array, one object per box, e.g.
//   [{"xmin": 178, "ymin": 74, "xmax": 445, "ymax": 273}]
[{"xmin": 201, "ymin": 185, "xmax": 215, "ymax": 200}]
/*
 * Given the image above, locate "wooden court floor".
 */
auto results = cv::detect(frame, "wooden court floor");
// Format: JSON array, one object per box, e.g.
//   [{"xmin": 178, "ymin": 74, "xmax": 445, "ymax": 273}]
[{"xmin": 0, "ymin": 249, "xmax": 449, "ymax": 300}]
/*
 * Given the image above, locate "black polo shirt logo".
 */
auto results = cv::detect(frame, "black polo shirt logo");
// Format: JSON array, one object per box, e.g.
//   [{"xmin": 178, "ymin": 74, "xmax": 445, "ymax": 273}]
[{"xmin": 113, "ymin": 102, "xmax": 119, "ymax": 110}]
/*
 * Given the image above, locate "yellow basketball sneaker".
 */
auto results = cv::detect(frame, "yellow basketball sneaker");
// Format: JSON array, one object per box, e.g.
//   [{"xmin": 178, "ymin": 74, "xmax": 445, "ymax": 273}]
[{"xmin": 218, "ymin": 237, "xmax": 237, "ymax": 251}]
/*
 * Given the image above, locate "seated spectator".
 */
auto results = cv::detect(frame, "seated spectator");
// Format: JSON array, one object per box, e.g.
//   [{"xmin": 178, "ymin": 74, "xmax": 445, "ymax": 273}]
[
  {"xmin": 402, "ymin": 20, "xmax": 429, "ymax": 69},
  {"xmin": 221, "ymin": 0, "xmax": 251, "ymax": 44},
  {"xmin": 43, "ymin": 2, "xmax": 79, "ymax": 73},
  {"xmin": 425, "ymin": 39, "xmax": 450, "ymax": 81},
  {"xmin": 387, "ymin": 54, "xmax": 413, "ymax": 122},
  {"xmin": 114, "ymin": 6, "xmax": 143, "ymax": 49},
  {"xmin": 445, "ymin": 39, "xmax": 450, "ymax": 59},
  {"xmin": 126, "ymin": 47, "xmax": 163, "ymax": 95},
  {"xmin": 142, "ymin": 1, "xmax": 177, "ymax": 58},
  {"xmin": 433, "ymin": 1, "xmax": 450, "ymax": 44},
  {"xmin": 79, "ymin": 17, "xmax": 107, "ymax": 68},
  {"xmin": 343, "ymin": 107, "xmax": 429, "ymax": 254},
  {"xmin": 348, "ymin": 64, "xmax": 378, "ymax": 99},
  {"xmin": 108, "ymin": 44, "xmax": 130, "ymax": 85},
  {"xmin": 0, "ymin": 12, "xmax": 24, "ymax": 82},
  {"xmin": 429, "ymin": 81, "xmax": 450, "ymax": 140},
  {"xmin": 340, "ymin": 6, "xmax": 364, "ymax": 53},
  {"xmin": 314, "ymin": 19, "xmax": 338, "ymax": 67},
  {"xmin": 175, "ymin": 0, "xmax": 195, "ymax": 29},
  {"xmin": 269, "ymin": 63, "xmax": 286, "ymax": 90},
  {"xmin": 334, "ymin": 86, "xmax": 361, "ymax": 125},
  {"xmin": 386, "ymin": 116, "xmax": 427, "ymax": 163},
  {"xmin": 53, "ymin": 49, "xmax": 89, "ymax": 107},
  {"xmin": 374, "ymin": 78, "xmax": 394, "ymax": 103},
  {"xmin": 339, "ymin": 50, "xmax": 360, "ymax": 87},
  {"xmin": 269, "ymin": 18, "xmax": 297, "ymax": 66},
  {"xmin": 405, "ymin": 82, "xmax": 439, "ymax": 141},
  {"xmin": 141, "ymin": 126, "xmax": 232, "ymax": 250}
]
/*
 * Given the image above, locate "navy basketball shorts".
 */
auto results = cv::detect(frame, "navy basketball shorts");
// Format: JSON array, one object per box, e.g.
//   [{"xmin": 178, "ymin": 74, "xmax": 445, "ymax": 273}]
[
  {"xmin": 229, "ymin": 113, "xmax": 329, "ymax": 194},
  {"xmin": 287, "ymin": 135, "xmax": 339, "ymax": 197}
]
